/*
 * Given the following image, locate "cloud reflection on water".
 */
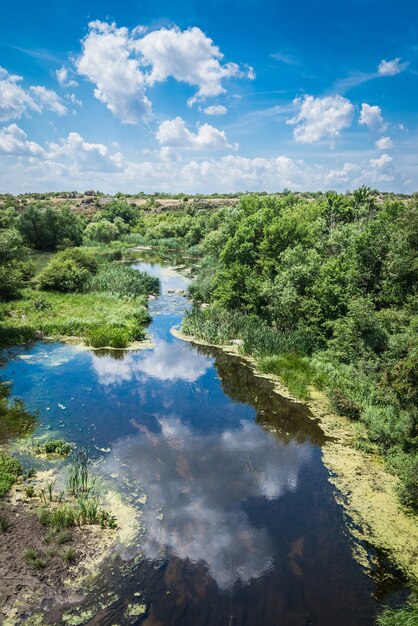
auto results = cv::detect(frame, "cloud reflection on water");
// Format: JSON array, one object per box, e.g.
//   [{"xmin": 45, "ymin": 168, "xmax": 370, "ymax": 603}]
[
  {"xmin": 91, "ymin": 341, "xmax": 211, "ymax": 385},
  {"xmin": 104, "ymin": 417, "xmax": 312, "ymax": 588}
]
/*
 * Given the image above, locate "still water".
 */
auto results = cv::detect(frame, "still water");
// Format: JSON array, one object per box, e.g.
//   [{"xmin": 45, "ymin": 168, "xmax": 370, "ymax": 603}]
[{"xmin": 0, "ymin": 254, "xmax": 404, "ymax": 625}]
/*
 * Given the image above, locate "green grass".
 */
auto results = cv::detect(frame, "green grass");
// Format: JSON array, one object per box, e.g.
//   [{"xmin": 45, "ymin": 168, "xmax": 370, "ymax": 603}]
[
  {"xmin": 0, "ymin": 512, "xmax": 10, "ymax": 532},
  {"xmin": 0, "ymin": 452, "xmax": 22, "ymax": 497},
  {"xmin": 61, "ymin": 547, "xmax": 76, "ymax": 563},
  {"xmin": 89, "ymin": 263, "xmax": 160, "ymax": 298}
]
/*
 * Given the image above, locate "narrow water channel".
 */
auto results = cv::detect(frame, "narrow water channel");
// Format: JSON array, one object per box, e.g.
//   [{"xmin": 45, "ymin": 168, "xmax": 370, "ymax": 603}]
[{"xmin": 0, "ymin": 252, "xmax": 405, "ymax": 625}]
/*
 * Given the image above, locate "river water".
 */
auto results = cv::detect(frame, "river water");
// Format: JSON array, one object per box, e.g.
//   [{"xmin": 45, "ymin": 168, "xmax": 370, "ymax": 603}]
[{"xmin": 0, "ymin": 252, "xmax": 405, "ymax": 625}]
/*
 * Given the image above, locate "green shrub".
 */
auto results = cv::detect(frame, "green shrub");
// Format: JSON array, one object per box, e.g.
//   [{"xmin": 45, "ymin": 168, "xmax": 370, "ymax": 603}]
[{"xmin": 37, "ymin": 258, "xmax": 91, "ymax": 292}]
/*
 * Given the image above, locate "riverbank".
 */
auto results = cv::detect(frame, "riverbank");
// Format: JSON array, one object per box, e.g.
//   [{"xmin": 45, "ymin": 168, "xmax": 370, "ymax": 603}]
[{"xmin": 171, "ymin": 326, "xmax": 418, "ymax": 583}]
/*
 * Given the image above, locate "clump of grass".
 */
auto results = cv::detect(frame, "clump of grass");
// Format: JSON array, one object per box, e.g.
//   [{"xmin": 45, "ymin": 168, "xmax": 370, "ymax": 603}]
[
  {"xmin": 89, "ymin": 263, "xmax": 160, "ymax": 298},
  {"xmin": 33, "ymin": 439, "xmax": 73, "ymax": 457},
  {"xmin": 49, "ymin": 505, "xmax": 77, "ymax": 530},
  {"xmin": 67, "ymin": 449, "xmax": 91, "ymax": 497},
  {"xmin": 0, "ymin": 512, "xmax": 10, "ymax": 532},
  {"xmin": 24, "ymin": 548, "xmax": 47, "ymax": 569},
  {"xmin": 61, "ymin": 547, "xmax": 76, "ymax": 563},
  {"xmin": 257, "ymin": 353, "xmax": 313, "ymax": 400},
  {"xmin": 25, "ymin": 485, "xmax": 36, "ymax": 498},
  {"xmin": 87, "ymin": 324, "xmax": 130, "ymax": 349}
]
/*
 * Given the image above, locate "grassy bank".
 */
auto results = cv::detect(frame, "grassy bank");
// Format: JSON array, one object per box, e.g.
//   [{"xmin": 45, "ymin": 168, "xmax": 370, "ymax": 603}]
[{"xmin": 0, "ymin": 248, "xmax": 160, "ymax": 349}]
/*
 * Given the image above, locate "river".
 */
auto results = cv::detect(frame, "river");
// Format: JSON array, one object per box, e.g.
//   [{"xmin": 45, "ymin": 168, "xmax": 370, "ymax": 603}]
[{"xmin": 0, "ymin": 252, "xmax": 406, "ymax": 625}]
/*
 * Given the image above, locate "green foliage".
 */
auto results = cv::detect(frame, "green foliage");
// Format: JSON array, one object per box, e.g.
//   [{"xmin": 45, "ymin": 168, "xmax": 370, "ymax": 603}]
[
  {"xmin": 87, "ymin": 324, "xmax": 131, "ymax": 348},
  {"xmin": 37, "ymin": 248, "xmax": 98, "ymax": 293},
  {"xmin": 0, "ymin": 227, "xmax": 33, "ymax": 300},
  {"xmin": 18, "ymin": 205, "xmax": 83, "ymax": 251},
  {"xmin": 0, "ymin": 452, "xmax": 22, "ymax": 497},
  {"xmin": 84, "ymin": 219, "xmax": 120, "ymax": 243},
  {"xmin": 61, "ymin": 547, "xmax": 76, "ymax": 562}
]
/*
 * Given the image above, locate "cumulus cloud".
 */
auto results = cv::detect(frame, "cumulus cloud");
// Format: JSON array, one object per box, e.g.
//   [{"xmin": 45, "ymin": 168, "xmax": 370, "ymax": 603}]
[
  {"xmin": 75, "ymin": 21, "xmax": 251, "ymax": 122},
  {"xmin": 55, "ymin": 66, "xmax": 78, "ymax": 88},
  {"xmin": 359, "ymin": 103, "xmax": 387, "ymax": 131},
  {"xmin": 0, "ymin": 66, "xmax": 67, "ymax": 120},
  {"xmin": 46, "ymin": 131, "xmax": 123, "ymax": 172},
  {"xmin": 76, "ymin": 21, "xmax": 151, "ymax": 124},
  {"xmin": 203, "ymin": 105, "xmax": 227, "ymax": 115},
  {"xmin": 375, "ymin": 136, "xmax": 393, "ymax": 150},
  {"xmin": 29, "ymin": 86, "xmax": 67, "ymax": 116},
  {"xmin": 377, "ymin": 57, "xmax": 408, "ymax": 76},
  {"xmin": 156, "ymin": 117, "xmax": 236, "ymax": 157},
  {"xmin": 0, "ymin": 123, "xmax": 44, "ymax": 156},
  {"xmin": 287, "ymin": 95, "xmax": 354, "ymax": 143}
]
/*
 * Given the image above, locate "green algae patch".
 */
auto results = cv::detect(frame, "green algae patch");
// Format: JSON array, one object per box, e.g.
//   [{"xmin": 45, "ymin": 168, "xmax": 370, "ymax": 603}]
[{"xmin": 125, "ymin": 602, "xmax": 147, "ymax": 617}]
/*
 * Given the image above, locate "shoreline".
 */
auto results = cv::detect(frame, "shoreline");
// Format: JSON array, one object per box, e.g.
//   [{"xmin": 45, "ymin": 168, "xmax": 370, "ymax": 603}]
[{"xmin": 171, "ymin": 326, "xmax": 418, "ymax": 583}]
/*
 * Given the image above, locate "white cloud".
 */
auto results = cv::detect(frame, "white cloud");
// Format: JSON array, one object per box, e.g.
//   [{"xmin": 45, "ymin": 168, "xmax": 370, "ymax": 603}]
[
  {"xmin": 0, "ymin": 67, "xmax": 40, "ymax": 121},
  {"xmin": 359, "ymin": 103, "xmax": 387, "ymax": 131},
  {"xmin": 377, "ymin": 57, "xmax": 408, "ymax": 76},
  {"xmin": 0, "ymin": 123, "xmax": 44, "ymax": 156},
  {"xmin": 76, "ymin": 21, "xmax": 151, "ymax": 124},
  {"xmin": 203, "ymin": 105, "xmax": 227, "ymax": 115},
  {"xmin": 136, "ymin": 26, "xmax": 253, "ymax": 106},
  {"xmin": 75, "ymin": 21, "xmax": 251, "ymax": 122},
  {"xmin": 55, "ymin": 66, "xmax": 78, "ymax": 88},
  {"xmin": 0, "ymin": 67, "xmax": 67, "ymax": 121},
  {"xmin": 46, "ymin": 131, "xmax": 123, "ymax": 172},
  {"xmin": 375, "ymin": 136, "xmax": 393, "ymax": 150},
  {"xmin": 156, "ymin": 117, "xmax": 235, "ymax": 155},
  {"xmin": 29, "ymin": 86, "xmax": 67, "ymax": 116},
  {"xmin": 287, "ymin": 95, "xmax": 354, "ymax": 143}
]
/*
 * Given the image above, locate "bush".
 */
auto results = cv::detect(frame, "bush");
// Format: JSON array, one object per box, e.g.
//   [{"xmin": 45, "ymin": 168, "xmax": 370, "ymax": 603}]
[
  {"xmin": 84, "ymin": 219, "xmax": 119, "ymax": 243},
  {"xmin": 37, "ymin": 248, "xmax": 98, "ymax": 293},
  {"xmin": 19, "ymin": 206, "xmax": 83, "ymax": 251}
]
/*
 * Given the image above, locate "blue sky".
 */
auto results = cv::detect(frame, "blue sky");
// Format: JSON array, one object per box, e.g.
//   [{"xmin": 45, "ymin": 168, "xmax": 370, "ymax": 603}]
[{"xmin": 0, "ymin": 0, "xmax": 417, "ymax": 193}]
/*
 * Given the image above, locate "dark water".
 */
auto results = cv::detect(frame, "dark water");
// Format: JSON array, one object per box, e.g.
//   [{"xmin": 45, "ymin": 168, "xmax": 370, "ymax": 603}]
[{"xmin": 0, "ymin": 254, "xmax": 405, "ymax": 625}]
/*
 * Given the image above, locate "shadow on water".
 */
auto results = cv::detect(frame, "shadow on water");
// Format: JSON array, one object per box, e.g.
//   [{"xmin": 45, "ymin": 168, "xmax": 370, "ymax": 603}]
[{"xmin": 0, "ymin": 253, "xmax": 409, "ymax": 625}]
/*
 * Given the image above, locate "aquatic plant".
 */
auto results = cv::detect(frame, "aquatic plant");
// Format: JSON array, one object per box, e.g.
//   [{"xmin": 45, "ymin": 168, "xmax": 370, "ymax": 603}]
[
  {"xmin": 67, "ymin": 449, "xmax": 91, "ymax": 497},
  {"xmin": 33, "ymin": 439, "xmax": 73, "ymax": 457},
  {"xmin": 0, "ymin": 381, "xmax": 37, "ymax": 443},
  {"xmin": 89, "ymin": 263, "xmax": 160, "ymax": 298},
  {"xmin": 257, "ymin": 353, "xmax": 313, "ymax": 400}
]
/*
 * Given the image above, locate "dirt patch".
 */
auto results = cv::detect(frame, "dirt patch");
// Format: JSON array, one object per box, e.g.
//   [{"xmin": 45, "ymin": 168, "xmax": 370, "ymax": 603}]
[{"xmin": 0, "ymin": 496, "xmax": 112, "ymax": 625}]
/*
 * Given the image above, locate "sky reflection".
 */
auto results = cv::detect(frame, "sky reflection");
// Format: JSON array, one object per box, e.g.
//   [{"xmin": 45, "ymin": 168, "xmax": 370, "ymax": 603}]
[{"xmin": 103, "ymin": 416, "xmax": 312, "ymax": 588}]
